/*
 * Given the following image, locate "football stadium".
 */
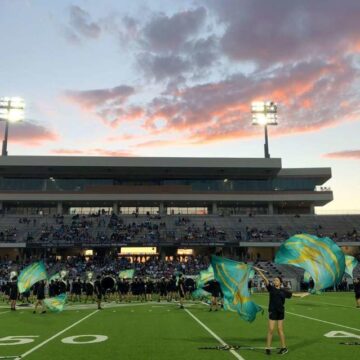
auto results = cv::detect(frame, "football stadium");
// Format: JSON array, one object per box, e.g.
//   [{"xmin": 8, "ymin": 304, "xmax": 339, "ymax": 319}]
[
  {"xmin": 0, "ymin": 156, "xmax": 359, "ymax": 360},
  {"xmin": 1, "ymin": 1, "xmax": 360, "ymax": 360}
]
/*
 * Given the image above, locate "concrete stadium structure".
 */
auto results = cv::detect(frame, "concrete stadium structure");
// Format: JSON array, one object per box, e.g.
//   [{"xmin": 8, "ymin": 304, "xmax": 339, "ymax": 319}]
[{"xmin": 0, "ymin": 156, "xmax": 332, "ymax": 216}]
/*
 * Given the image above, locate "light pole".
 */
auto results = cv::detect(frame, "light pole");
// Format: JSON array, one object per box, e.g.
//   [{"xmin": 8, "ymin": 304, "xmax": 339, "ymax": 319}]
[
  {"xmin": 0, "ymin": 97, "xmax": 25, "ymax": 156},
  {"xmin": 251, "ymin": 101, "xmax": 278, "ymax": 158}
]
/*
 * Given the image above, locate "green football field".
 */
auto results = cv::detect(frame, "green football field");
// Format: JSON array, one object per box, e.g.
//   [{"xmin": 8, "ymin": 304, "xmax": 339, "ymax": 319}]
[{"xmin": 0, "ymin": 293, "xmax": 359, "ymax": 360}]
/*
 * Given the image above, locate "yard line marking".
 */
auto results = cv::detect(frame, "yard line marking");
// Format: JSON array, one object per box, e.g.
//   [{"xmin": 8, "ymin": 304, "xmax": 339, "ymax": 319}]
[
  {"xmin": 297, "ymin": 300, "xmax": 358, "ymax": 310},
  {"xmin": 19, "ymin": 310, "xmax": 99, "ymax": 359},
  {"xmin": 185, "ymin": 309, "xmax": 245, "ymax": 360},
  {"xmin": 0, "ymin": 311, "xmax": 10, "ymax": 315},
  {"xmin": 254, "ymin": 294, "xmax": 357, "ymax": 310},
  {"xmin": 286, "ymin": 311, "xmax": 360, "ymax": 332}
]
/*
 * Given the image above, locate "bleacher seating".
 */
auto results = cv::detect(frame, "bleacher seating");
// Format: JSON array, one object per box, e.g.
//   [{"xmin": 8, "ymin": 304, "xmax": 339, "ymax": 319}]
[{"xmin": 0, "ymin": 214, "xmax": 359, "ymax": 246}]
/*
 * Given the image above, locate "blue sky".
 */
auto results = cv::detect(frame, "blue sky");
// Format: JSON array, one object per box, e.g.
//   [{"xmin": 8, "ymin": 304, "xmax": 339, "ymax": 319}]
[{"xmin": 1, "ymin": 0, "xmax": 360, "ymax": 213}]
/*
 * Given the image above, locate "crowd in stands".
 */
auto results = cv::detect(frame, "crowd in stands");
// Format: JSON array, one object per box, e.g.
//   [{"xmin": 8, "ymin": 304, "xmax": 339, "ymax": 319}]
[
  {"xmin": 0, "ymin": 213, "xmax": 359, "ymax": 245},
  {"xmin": 0, "ymin": 255, "xmax": 210, "ymax": 283}
]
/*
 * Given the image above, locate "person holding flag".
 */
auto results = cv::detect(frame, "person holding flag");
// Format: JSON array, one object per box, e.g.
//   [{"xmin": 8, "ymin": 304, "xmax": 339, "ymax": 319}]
[
  {"xmin": 33, "ymin": 280, "xmax": 46, "ymax": 314},
  {"xmin": 203, "ymin": 279, "xmax": 223, "ymax": 312},
  {"xmin": 254, "ymin": 267, "xmax": 308, "ymax": 355}
]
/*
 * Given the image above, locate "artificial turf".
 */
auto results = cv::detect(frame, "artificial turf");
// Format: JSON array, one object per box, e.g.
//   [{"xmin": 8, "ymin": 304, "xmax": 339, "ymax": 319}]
[{"xmin": 0, "ymin": 292, "xmax": 359, "ymax": 360}]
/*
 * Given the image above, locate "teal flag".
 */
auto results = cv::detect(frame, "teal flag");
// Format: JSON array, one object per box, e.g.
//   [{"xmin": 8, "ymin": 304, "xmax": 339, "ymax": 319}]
[
  {"xmin": 119, "ymin": 269, "xmax": 135, "ymax": 279},
  {"xmin": 303, "ymin": 271, "xmax": 312, "ymax": 283},
  {"xmin": 17, "ymin": 261, "xmax": 48, "ymax": 294},
  {"xmin": 44, "ymin": 293, "xmax": 67, "ymax": 313},
  {"xmin": 249, "ymin": 268, "xmax": 255, "ymax": 280},
  {"xmin": 192, "ymin": 288, "xmax": 212, "ymax": 299},
  {"xmin": 49, "ymin": 272, "xmax": 61, "ymax": 282},
  {"xmin": 192, "ymin": 265, "xmax": 214, "ymax": 298},
  {"xmin": 196, "ymin": 265, "xmax": 214, "ymax": 288},
  {"xmin": 211, "ymin": 256, "xmax": 262, "ymax": 322},
  {"xmin": 345, "ymin": 255, "xmax": 358, "ymax": 279},
  {"xmin": 275, "ymin": 234, "xmax": 345, "ymax": 292}
]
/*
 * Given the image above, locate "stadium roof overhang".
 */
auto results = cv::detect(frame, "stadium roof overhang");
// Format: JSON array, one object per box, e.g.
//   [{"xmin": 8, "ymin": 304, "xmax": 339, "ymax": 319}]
[
  {"xmin": 0, "ymin": 156, "xmax": 283, "ymax": 180},
  {"xmin": 278, "ymin": 168, "xmax": 331, "ymax": 185}
]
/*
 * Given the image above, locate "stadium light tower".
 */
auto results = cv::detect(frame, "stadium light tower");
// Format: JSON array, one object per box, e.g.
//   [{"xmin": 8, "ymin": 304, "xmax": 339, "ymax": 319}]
[
  {"xmin": 251, "ymin": 101, "xmax": 278, "ymax": 158},
  {"xmin": 0, "ymin": 97, "xmax": 25, "ymax": 156}
]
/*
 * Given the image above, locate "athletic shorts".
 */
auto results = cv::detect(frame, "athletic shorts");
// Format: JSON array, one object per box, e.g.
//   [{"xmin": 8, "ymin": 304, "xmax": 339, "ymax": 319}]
[
  {"xmin": 355, "ymin": 293, "xmax": 360, "ymax": 300},
  {"xmin": 179, "ymin": 291, "xmax": 185, "ymax": 298},
  {"xmin": 269, "ymin": 310, "xmax": 284, "ymax": 321},
  {"xmin": 97, "ymin": 294, "xmax": 102, "ymax": 300}
]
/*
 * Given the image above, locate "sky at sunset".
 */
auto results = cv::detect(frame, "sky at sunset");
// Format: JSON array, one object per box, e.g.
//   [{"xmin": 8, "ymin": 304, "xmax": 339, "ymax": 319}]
[{"xmin": 1, "ymin": 0, "xmax": 360, "ymax": 213}]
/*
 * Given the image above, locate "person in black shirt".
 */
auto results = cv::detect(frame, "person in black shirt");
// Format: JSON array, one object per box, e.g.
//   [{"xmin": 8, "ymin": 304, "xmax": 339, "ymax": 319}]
[
  {"xmin": 354, "ymin": 277, "xmax": 360, "ymax": 308},
  {"xmin": 178, "ymin": 274, "xmax": 185, "ymax": 309},
  {"xmin": 158, "ymin": 278, "xmax": 167, "ymax": 302},
  {"xmin": 255, "ymin": 267, "xmax": 297, "ymax": 356},
  {"xmin": 9, "ymin": 277, "xmax": 18, "ymax": 311},
  {"xmin": 84, "ymin": 281, "xmax": 94, "ymax": 304},
  {"xmin": 94, "ymin": 276, "xmax": 103, "ymax": 310},
  {"xmin": 145, "ymin": 278, "xmax": 154, "ymax": 302},
  {"xmin": 33, "ymin": 280, "xmax": 46, "ymax": 314},
  {"xmin": 203, "ymin": 279, "xmax": 223, "ymax": 312}
]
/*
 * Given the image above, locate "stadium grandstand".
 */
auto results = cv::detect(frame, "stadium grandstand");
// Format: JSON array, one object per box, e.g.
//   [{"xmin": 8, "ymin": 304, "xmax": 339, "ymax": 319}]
[{"xmin": 0, "ymin": 156, "xmax": 359, "ymax": 290}]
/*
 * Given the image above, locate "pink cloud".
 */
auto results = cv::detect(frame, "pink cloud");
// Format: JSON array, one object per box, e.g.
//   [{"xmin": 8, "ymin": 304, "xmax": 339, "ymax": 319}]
[
  {"xmin": 323, "ymin": 150, "xmax": 360, "ymax": 160},
  {"xmin": 141, "ymin": 57, "xmax": 358, "ymax": 144},
  {"xmin": 63, "ymin": 85, "xmax": 142, "ymax": 127},
  {"xmin": 135, "ymin": 139, "xmax": 180, "ymax": 148},
  {"xmin": 9, "ymin": 121, "xmax": 59, "ymax": 146},
  {"xmin": 210, "ymin": 0, "xmax": 360, "ymax": 66},
  {"xmin": 51, "ymin": 148, "xmax": 134, "ymax": 157},
  {"xmin": 64, "ymin": 85, "xmax": 135, "ymax": 110}
]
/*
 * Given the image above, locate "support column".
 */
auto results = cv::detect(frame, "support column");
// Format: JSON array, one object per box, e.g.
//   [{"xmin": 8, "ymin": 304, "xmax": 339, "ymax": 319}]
[
  {"xmin": 268, "ymin": 202, "xmax": 274, "ymax": 215},
  {"xmin": 159, "ymin": 202, "xmax": 165, "ymax": 215},
  {"xmin": 310, "ymin": 204, "xmax": 315, "ymax": 214},
  {"xmin": 56, "ymin": 202, "xmax": 63, "ymax": 215},
  {"xmin": 112, "ymin": 202, "xmax": 119, "ymax": 215},
  {"xmin": 212, "ymin": 202, "xmax": 218, "ymax": 215}
]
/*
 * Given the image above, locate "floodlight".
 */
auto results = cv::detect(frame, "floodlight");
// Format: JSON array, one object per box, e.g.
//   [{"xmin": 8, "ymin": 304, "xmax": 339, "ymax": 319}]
[
  {"xmin": 251, "ymin": 101, "xmax": 278, "ymax": 158},
  {"xmin": 0, "ymin": 97, "xmax": 25, "ymax": 156}
]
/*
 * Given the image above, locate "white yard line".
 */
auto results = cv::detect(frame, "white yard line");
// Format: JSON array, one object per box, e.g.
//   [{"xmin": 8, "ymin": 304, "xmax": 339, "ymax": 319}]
[
  {"xmin": 200, "ymin": 300, "xmax": 360, "ymax": 334},
  {"xmin": 0, "ymin": 311, "xmax": 10, "ymax": 315},
  {"xmin": 285, "ymin": 311, "xmax": 360, "ymax": 332},
  {"xmin": 298, "ymin": 300, "xmax": 358, "ymax": 310},
  {"xmin": 18, "ymin": 310, "xmax": 99, "ymax": 360},
  {"xmin": 184, "ymin": 308, "xmax": 246, "ymax": 360}
]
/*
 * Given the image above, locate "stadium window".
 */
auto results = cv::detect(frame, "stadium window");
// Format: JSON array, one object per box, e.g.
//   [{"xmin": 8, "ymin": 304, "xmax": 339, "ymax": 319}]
[
  {"xmin": 120, "ymin": 247, "xmax": 157, "ymax": 255},
  {"xmin": 166, "ymin": 207, "xmax": 208, "ymax": 215},
  {"xmin": 177, "ymin": 249, "xmax": 193, "ymax": 255}
]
